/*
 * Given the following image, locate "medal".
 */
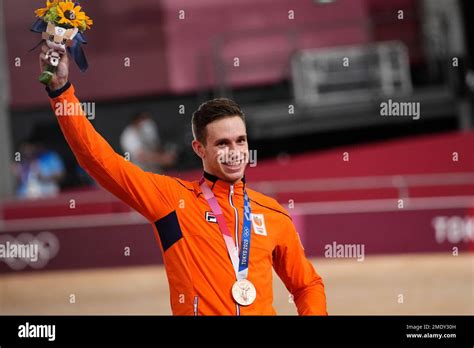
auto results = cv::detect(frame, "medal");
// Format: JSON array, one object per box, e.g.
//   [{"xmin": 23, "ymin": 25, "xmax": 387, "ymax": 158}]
[{"xmin": 232, "ymin": 279, "xmax": 257, "ymax": 306}]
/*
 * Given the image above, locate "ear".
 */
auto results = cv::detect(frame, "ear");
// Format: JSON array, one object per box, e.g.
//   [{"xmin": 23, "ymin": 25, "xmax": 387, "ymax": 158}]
[
  {"xmin": 191, "ymin": 140, "xmax": 206, "ymax": 160},
  {"xmin": 64, "ymin": 28, "xmax": 79, "ymax": 40},
  {"xmin": 42, "ymin": 22, "xmax": 55, "ymax": 40},
  {"xmin": 46, "ymin": 22, "xmax": 55, "ymax": 34}
]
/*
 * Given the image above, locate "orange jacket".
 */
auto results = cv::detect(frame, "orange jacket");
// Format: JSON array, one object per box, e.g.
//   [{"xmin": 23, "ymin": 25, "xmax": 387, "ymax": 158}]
[{"xmin": 48, "ymin": 83, "xmax": 327, "ymax": 315}]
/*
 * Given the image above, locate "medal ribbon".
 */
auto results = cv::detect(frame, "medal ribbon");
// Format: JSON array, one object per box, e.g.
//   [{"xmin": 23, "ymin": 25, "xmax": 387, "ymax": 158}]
[{"xmin": 199, "ymin": 177, "xmax": 252, "ymax": 280}]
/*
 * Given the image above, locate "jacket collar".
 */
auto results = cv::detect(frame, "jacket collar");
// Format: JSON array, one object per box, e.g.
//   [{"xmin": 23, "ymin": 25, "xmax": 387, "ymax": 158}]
[{"xmin": 202, "ymin": 171, "xmax": 245, "ymax": 192}]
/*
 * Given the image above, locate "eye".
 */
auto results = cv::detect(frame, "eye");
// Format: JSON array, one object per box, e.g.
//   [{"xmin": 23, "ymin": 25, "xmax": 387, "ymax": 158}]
[
  {"xmin": 49, "ymin": 35, "xmax": 54, "ymax": 41},
  {"xmin": 62, "ymin": 39, "xmax": 67, "ymax": 45}
]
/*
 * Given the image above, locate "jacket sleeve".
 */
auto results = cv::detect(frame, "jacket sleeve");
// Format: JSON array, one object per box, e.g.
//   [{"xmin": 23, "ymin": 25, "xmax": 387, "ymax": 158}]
[
  {"xmin": 273, "ymin": 216, "xmax": 328, "ymax": 315},
  {"xmin": 48, "ymin": 82, "xmax": 177, "ymax": 223}
]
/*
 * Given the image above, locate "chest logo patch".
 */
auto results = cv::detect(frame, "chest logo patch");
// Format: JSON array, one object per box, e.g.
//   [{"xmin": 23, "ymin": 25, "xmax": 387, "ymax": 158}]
[
  {"xmin": 205, "ymin": 211, "xmax": 217, "ymax": 223},
  {"xmin": 251, "ymin": 213, "xmax": 267, "ymax": 236}
]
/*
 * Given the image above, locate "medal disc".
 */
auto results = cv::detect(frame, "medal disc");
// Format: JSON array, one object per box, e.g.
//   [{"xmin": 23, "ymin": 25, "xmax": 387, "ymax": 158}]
[{"xmin": 232, "ymin": 279, "xmax": 256, "ymax": 306}]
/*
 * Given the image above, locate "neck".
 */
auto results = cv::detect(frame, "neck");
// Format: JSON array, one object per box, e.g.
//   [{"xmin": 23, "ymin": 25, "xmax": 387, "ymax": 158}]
[{"xmin": 203, "ymin": 171, "xmax": 245, "ymax": 185}]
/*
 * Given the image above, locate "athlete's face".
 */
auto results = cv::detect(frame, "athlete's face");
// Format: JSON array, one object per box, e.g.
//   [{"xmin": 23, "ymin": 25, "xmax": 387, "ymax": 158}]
[{"xmin": 192, "ymin": 116, "xmax": 249, "ymax": 184}]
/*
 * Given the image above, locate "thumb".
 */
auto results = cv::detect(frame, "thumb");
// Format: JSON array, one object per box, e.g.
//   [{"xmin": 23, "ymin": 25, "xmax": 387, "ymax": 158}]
[{"xmin": 62, "ymin": 49, "xmax": 70, "ymax": 63}]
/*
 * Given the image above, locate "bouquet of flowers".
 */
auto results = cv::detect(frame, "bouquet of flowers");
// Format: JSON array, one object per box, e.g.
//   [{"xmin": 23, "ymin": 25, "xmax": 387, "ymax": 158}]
[{"xmin": 31, "ymin": 0, "xmax": 93, "ymax": 85}]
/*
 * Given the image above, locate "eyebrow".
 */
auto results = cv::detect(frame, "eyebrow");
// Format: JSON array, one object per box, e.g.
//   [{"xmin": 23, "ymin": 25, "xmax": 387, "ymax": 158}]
[{"xmin": 213, "ymin": 135, "xmax": 247, "ymax": 145}]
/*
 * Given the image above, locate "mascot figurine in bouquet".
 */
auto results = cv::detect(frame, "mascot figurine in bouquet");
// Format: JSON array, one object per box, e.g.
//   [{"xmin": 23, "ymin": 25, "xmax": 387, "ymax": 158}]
[{"xmin": 31, "ymin": 0, "xmax": 93, "ymax": 85}]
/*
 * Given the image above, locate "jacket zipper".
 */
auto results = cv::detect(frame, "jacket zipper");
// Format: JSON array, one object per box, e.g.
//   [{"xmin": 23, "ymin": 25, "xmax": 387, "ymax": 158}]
[
  {"xmin": 228, "ymin": 184, "xmax": 241, "ymax": 316},
  {"xmin": 193, "ymin": 296, "xmax": 199, "ymax": 316},
  {"xmin": 229, "ymin": 185, "xmax": 239, "ymax": 250}
]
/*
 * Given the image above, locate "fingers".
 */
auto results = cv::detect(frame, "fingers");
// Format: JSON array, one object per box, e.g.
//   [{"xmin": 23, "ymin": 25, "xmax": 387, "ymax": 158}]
[
  {"xmin": 39, "ymin": 47, "xmax": 66, "ymax": 66},
  {"xmin": 41, "ymin": 43, "xmax": 49, "ymax": 54},
  {"xmin": 39, "ymin": 52, "xmax": 47, "ymax": 72},
  {"xmin": 61, "ymin": 50, "xmax": 69, "ymax": 64},
  {"xmin": 38, "ymin": 42, "xmax": 70, "ymax": 81},
  {"xmin": 39, "ymin": 43, "xmax": 48, "ymax": 71},
  {"xmin": 39, "ymin": 43, "xmax": 50, "ymax": 71},
  {"xmin": 39, "ymin": 50, "xmax": 51, "ymax": 67},
  {"xmin": 39, "ymin": 52, "xmax": 48, "ymax": 63}
]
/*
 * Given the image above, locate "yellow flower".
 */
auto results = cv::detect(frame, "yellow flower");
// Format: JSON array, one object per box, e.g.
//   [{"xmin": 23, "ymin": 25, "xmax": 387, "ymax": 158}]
[
  {"xmin": 57, "ymin": 0, "xmax": 93, "ymax": 29},
  {"xmin": 84, "ymin": 15, "xmax": 93, "ymax": 30},
  {"xmin": 34, "ymin": 0, "xmax": 58, "ymax": 18}
]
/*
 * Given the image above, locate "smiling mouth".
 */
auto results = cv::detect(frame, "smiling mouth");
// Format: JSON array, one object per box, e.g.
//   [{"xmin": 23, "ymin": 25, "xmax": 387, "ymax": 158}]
[
  {"xmin": 223, "ymin": 162, "xmax": 241, "ymax": 167},
  {"xmin": 222, "ymin": 161, "xmax": 244, "ymax": 172},
  {"xmin": 221, "ymin": 156, "xmax": 245, "ymax": 166}
]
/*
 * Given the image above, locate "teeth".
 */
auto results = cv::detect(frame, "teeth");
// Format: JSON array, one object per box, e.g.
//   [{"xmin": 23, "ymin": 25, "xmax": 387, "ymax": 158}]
[
  {"xmin": 222, "ymin": 158, "xmax": 245, "ymax": 166},
  {"xmin": 228, "ymin": 160, "xmax": 243, "ymax": 165}
]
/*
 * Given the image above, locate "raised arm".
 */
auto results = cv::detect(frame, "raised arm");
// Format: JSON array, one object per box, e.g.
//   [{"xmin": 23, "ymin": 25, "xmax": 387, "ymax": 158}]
[
  {"xmin": 40, "ymin": 44, "xmax": 177, "ymax": 222},
  {"xmin": 273, "ymin": 217, "xmax": 328, "ymax": 315}
]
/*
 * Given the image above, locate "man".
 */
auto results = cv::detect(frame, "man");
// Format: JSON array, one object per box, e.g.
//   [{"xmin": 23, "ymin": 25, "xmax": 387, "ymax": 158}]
[
  {"xmin": 39, "ymin": 43, "xmax": 327, "ymax": 315},
  {"xmin": 14, "ymin": 136, "xmax": 65, "ymax": 199},
  {"xmin": 120, "ymin": 111, "xmax": 176, "ymax": 173}
]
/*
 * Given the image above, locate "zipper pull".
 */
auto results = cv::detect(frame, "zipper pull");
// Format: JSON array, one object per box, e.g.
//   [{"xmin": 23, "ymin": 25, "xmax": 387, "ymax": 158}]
[
  {"xmin": 230, "ymin": 184, "xmax": 234, "ymax": 196},
  {"xmin": 193, "ymin": 296, "xmax": 198, "ymax": 316}
]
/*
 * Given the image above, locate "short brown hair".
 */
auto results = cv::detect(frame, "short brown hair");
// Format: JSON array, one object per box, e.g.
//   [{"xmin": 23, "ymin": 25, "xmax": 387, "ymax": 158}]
[{"xmin": 192, "ymin": 98, "xmax": 245, "ymax": 144}]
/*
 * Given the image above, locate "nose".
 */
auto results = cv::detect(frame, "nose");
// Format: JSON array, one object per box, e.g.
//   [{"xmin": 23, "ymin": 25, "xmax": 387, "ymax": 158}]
[{"xmin": 228, "ymin": 142, "xmax": 238, "ymax": 152}]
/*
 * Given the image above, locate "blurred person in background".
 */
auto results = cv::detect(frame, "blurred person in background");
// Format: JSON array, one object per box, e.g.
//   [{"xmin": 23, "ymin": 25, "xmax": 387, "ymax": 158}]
[
  {"xmin": 13, "ymin": 135, "xmax": 65, "ymax": 199},
  {"xmin": 120, "ymin": 111, "xmax": 177, "ymax": 173}
]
